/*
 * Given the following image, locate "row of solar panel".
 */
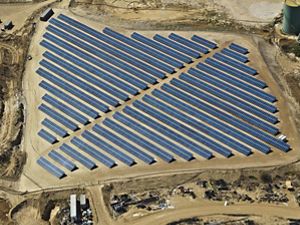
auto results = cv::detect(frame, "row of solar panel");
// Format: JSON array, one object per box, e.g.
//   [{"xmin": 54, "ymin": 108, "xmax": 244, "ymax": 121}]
[
  {"xmin": 179, "ymin": 73, "xmax": 277, "ymax": 124},
  {"xmin": 187, "ymin": 68, "xmax": 277, "ymax": 113},
  {"xmin": 57, "ymin": 14, "xmax": 216, "ymax": 63},
  {"xmin": 160, "ymin": 84, "xmax": 289, "ymax": 152}
]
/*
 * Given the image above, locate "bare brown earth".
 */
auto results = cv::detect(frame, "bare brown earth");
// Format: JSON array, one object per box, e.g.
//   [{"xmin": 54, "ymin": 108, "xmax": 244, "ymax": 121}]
[{"xmin": 1, "ymin": 0, "xmax": 300, "ymax": 225}]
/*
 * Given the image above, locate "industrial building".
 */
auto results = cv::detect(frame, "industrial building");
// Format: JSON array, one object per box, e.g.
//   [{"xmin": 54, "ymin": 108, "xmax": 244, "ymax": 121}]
[
  {"xmin": 40, "ymin": 8, "xmax": 54, "ymax": 22},
  {"xmin": 4, "ymin": 21, "xmax": 13, "ymax": 30},
  {"xmin": 282, "ymin": 0, "xmax": 300, "ymax": 35}
]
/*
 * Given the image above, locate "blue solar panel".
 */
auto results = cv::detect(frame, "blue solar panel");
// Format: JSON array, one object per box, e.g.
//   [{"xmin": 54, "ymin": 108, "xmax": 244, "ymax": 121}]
[
  {"xmin": 42, "ymin": 118, "xmax": 68, "ymax": 137},
  {"xmin": 170, "ymin": 79, "xmax": 278, "ymax": 134},
  {"xmin": 191, "ymin": 35, "xmax": 218, "ymax": 49},
  {"xmin": 168, "ymin": 33, "xmax": 209, "ymax": 54},
  {"xmin": 113, "ymin": 112, "xmax": 194, "ymax": 161},
  {"xmin": 43, "ymin": 94, "xmax": 89, "ymax": 125},
  {"xmin": 214, "ymin": 53, "xmax": 257, "ymax": 75},
  {"xmin": 221, "ymin": 48, "xmax": 248, "ymax": 63},
  {"xmin": 40, "ymin": 57, "xmax": 119, "ymax": 107},
  {"xmin": 99, "ymin": 27, "xmax": 175, "ymax": 74},
  {"xmin": 154, "ymin": 34, "xmax": 201, "ymax": 58},
  {"xmin": 123, "ymin": 106, "xmax": 213, "ymax": 159},
  {"xmin": 43, "ymin": 33, "xmax": 152, "ymax": 89},
  {"xmin": 39, "ymin": 81, "xmax": 99, "ymax": 119},
  {"xmin": 43, "ymin": 51, "xmax": 129, "ymax": 101},
  {"xmin": 71, "ymin": 137, "xmax": 116, "ymax": 168},
  {"xmin": 133, "ymin": 100, "xmax": 233, "ymax": 158},
  {"xmin": 229, "ymin": 43, "xmax": 249, "ymax": 54},
  {"xmin": 92, "ymin": 124, "xmax": 156, "ymax": 164},
  {"xmin": 60, "ymin": 143, "xmax": 96, "ymax": 170},
  {"xmin": 205, "ymin": 58, "xmax": 266, "ymax": 89},
  {"xmin": 81, "ymin": 130, "xmax": 135, "ymax": 166},
  {"xmin": 180, "ymin": 73, "xmax": 278, "ymax": 123},
  {"xmin": 131, "ymin": 32, "xmax": 192, "ymax": 63},
  {"xmin": 37, "ymin": 156, "xmax": 65, "ymax": 179},
  {"xmin": 38, "ymin": 129, "xmax": 57, "ymax": 144},
  {"xmin": 162, "ymin": 84, "xmax": 290, "ymax": 152},
  {"xmin": 152, "ymin": 89, "xmax": 271, "ymax": 154},
  {"xmin": 188, "ymin": 68, "xmax": 277, "ymax": 113},
  {"xmin": 37, "ymin": 66, "xmax": 109, "ymax": 113},
  {"xmin": 38, "ymin": 104, "xmax": 78, "ymax": 131},
  {"xmin": 48, "ymin": 150, "xmax": 77, "ymax": 171},
  {"xmin": 102, "ymin": 28, "xmax": 183, "ymax": 68},
  {"xmin": 42, "ymin": 50, "xmax": 141, "ymax": 95},
  {"xmin": 102, "ymin": 119, "xmax": 174, "ymax": 162},
  {"xmin": 197, "ymin": 63, "xmax": 276, "ymax": 102},
  {"xmin": 55, "ymin": 15, "xmax": 166, "ymax": 79},
  {"xmin": 142, "ymin": 95, "xmax": 252, "ymax": 156}
]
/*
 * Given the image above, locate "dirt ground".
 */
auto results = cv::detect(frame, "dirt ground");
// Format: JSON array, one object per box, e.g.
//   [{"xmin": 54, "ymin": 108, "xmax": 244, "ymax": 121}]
[{"xmin": 1, "ymin": 0, "xmax": 300, "ymax": 224}]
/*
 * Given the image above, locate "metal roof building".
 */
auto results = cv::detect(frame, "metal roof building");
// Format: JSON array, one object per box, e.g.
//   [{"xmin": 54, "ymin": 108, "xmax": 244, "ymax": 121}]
[
  {"xmin": 40, "ymin": 8, "xmax": 54, "ymax": 22},
  {"xmin": 70, "ymin": 194, "xmax": 77, "ymax": 222}
]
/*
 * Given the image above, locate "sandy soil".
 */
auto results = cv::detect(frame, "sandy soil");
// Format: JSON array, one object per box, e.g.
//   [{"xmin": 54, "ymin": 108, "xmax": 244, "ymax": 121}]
[{"xmin": 0, "ymin": 0, "xmax": 56, "ymax": 32}]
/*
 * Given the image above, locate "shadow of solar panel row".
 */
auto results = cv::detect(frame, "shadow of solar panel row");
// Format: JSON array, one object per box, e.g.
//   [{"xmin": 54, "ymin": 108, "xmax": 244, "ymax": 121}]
[
  {"xmin": 205, "ymin": 58, "xmax": 266, "ymax": 88},
  {"xmin": 151, "ymin": 89, "xmax": 271, "ymax": 154},
  {"xmin": 180, "ymin": 73, "xmax": 277, "ymax": 123},
  {"xmin": 103, "ymin": 28, "xmax": 184, "ymax": 68},
  {"xmin": 161, "ymin": 84, "xmax": 290, "ymax": 152},
  {"xmin": 43, "ymin": 94, "xmax": 89, "ymax": 125},
  {"xmin": 153, "ymin": 34, "xmax": 201, "ymax": 58},
  {"xmin": 92, "ymin": 124, "xmax": 156, "ymax": 164},
  {"xmin": 123, "ymin": 106, "xmax": 213, "ymax": 159},
  {"xmin": 229, "ymin": 43, "xmax": 249, "ymax": 54},
  {"xmin": 170, "ymin": 79, "xmax": 278, "ymax": 134},
  {"xmin": 42, "ymin": 118, "xmax": 68, "ymax": 137},
  {"xmin": 39, "ymin": 81, "xmax": 99, "ymax": 119},
  {"xmin": 38, "ymin": 129, "xmax": 57, "ymax": 144},
  {"xmin": 37, "ymin": 66, "xmax": 109, "ymax": 113},
  {"xmin": 40, "ymin": 59, "xmax": 119, "ymax": 107},
  {"xmin": 43, "ymin": 50, "xmax": 129, "ymax": 101},
  {"xmin": 197, "ymin": 63, "xmax": 276, "ymax": 102},
  {"xmin": 60, "ymin": 143, "xmax": 96, "ymax": 170},
  {"xmin": 56, "ymin": 14, "xmax": 166, "ymax": 79},
  {"xmin": 191, "ymin": 35, "xmax": 218, "ymax": 49},
  {"xmin": 214, "ymin": 53, "xmax": 257, "ymax": 75},
  {"xmin": 113, "ymin": 112, "xmax": 194, "ymax": 161},
  {"xmin": 133, "ymin": 100, "xmax": 233, "ymax": 158},
  {"xmin": 41, "ymin": 42, "xmax": 145, "ymax": 92},
  {"xmin": 37, "ymin": 157, "xmax": 65, "ymax": 179},
  {"xmin": 168, "ymin": 33, "xmax": 209, "ymax": 54},
  {"xmin": 70, "ymin": 137, "xmax": 116, "ymax": 168},
  {"xmin": 39, "ymin": 104, "xmax": 78, "ymax": 131},
  {"xmin": 102, "ymin": 119, "xmax": 174, "ymax": 162},
  {"xmin": 142, "ymin": 95, "xmax": 252, "ymax": 156},
  {"xmin": 48, "ymin": 150, "xmax": 77, "ymax": 171},
  {"xmin": 221, "ymin": 48, "xmax": 248, "ymax": 63},
  {"xmin": 81, "ymin": 130, "xmax": 135, "ymax": 166},
  {"xmin": 188, "ymin": 68, "xmax": 277, "ymax": 113},
  {"xmin": 131, "ymin": 32, "xmax": 192, "ymax": 63}
]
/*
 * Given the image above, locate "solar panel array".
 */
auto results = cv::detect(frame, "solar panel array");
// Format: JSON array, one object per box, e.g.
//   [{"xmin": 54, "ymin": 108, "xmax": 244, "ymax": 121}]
[{"xmin": 35, "ymin": 14, "xmax": 290, "ymax": 179}]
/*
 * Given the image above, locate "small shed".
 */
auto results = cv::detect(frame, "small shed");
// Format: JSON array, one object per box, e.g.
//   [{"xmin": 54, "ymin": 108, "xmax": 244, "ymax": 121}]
[
  {"xmin": 80, "ymin": 194, "xmax": 87, "ymax": 209},
  {"xmin": 4, "ymin": 21, "xmax": 13, "ymax": 30},
  {"xmin": 40, "ymin": 8, "xmax": 54, "ymax": 22}
]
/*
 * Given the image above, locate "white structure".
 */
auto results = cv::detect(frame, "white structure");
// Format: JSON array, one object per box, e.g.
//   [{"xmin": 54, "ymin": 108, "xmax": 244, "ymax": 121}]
[
  {"xmin": 278, "ymin": 134, "xmax": 287, "ymax": 142},
  {"xmin": 70, "ymin": 194, "xmax": 77, "ymax": 222},
  {"xmin": 80, "ymin": 194, "xmax": 87, "ymax": 209}
]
